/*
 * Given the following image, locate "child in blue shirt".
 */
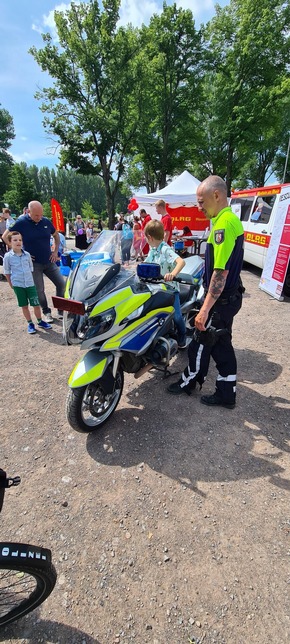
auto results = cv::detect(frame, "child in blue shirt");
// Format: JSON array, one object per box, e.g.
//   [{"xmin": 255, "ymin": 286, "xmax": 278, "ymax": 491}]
[
  {"xmin": 144, "ymin": 219, "xmax": 187, "ymax": 348},
  {"xmin": 3, "ymin": 231, "xmax": 52, "ymax": 335}
]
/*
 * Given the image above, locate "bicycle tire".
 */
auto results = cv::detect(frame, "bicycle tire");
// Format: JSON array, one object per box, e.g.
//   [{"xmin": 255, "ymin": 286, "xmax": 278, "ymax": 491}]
[{"xmin": 0, "ymin": 542, "xmax": 57, "ymax": 627}]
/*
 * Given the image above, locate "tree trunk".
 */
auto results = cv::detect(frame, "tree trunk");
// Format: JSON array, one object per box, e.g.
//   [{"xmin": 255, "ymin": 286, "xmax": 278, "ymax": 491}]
[
  {"xmin": 226, "ymin": 143, "xmax": 234, "ymax": 196},
  {"xmin": 101, "ymin": 162, "xmax": 115, "ymax": 229}
]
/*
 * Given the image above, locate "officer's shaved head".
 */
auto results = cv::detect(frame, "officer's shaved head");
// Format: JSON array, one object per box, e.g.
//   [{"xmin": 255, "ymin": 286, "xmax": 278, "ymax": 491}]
[{"xmin": 199, "ymin": 175, "xmax": 227, "ymax": 196}]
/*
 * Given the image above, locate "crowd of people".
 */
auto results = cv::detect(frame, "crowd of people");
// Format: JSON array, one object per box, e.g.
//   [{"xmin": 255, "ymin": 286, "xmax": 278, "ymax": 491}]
[
  {"xmin": 114, "ymin": 199, "xmax": 174, "ymax": 266},
  {"xmin": 73, "ymin": 216, "xmax": 103, "ymax": 249},
  {"xmin": 0, "ymin": 176, "xmax": 245, "ymax": 408}
]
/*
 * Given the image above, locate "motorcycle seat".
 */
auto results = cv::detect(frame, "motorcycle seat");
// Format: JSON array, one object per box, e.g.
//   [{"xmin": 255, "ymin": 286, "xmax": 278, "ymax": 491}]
[{"xmin": 179, "ymin": 283, "xmax": 195, "ymax": 304}]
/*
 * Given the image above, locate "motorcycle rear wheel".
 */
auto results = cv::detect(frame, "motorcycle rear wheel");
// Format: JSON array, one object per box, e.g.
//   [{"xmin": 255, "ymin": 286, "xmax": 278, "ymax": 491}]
[{"xmin": 66, "ymin": 368, "xmax": 124, "ymax": 433}]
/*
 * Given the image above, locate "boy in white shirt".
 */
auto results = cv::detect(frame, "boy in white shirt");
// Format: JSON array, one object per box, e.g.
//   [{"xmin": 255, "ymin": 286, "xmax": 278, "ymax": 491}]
[{"xmin": 3, "ymin": 231, "xmax": 52, "ymax": 335}]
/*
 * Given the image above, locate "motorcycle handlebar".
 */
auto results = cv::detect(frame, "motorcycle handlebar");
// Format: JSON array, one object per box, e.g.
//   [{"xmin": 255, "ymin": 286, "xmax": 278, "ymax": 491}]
[
  {"xmin": 140, "ymin": 273, "xmax": 197, "ymax": 286},
  {"xmin": 174, "ymin": 273, "xmax": 197, "ymax": 285}
]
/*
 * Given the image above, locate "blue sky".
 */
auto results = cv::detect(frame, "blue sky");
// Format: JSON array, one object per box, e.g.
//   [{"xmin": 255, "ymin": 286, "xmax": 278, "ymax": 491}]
[{"xmin": 0, "ymin": 0, "xmax": 229, "ymax": 170}]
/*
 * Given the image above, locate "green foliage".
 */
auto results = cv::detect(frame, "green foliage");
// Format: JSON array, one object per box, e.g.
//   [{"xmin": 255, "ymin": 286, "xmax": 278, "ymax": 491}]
[
  {"xmin": 0, "ymin": 104, "xmax": 15, "ymax": 202},
  {"xmin": 129, "ymin": 2, "xmax": 203, "ymax": 190},
  {"xmin": 196, "ymin": 0, "xmax": 290, "ymax": 191},
  {"xmin": 30, "ymin": 0, "xmax": 141, "ymax": 227},
  {"xmin": 81, "ymin": 200, "xmax": 95, "ymax": 219},
  {"xmin": 3, "ymin": 163, "xmax": 40, "ymax": 213},
  {"xmin": 61, "ymin": 197, "xmax": 71, "ymax": 217},
  {"xmin": 1, "ymin": 0, "xmax": 288, "ymax": 210},
  {"xmin": 42, "ymin": 201, "xmax": 52, "ymax": 218}
]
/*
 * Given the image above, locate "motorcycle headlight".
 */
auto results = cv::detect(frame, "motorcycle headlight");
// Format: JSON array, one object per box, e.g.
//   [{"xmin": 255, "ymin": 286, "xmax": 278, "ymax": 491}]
[{"xmin": 87, "ymin": 307, "xmax": 116, "ymax": 339}]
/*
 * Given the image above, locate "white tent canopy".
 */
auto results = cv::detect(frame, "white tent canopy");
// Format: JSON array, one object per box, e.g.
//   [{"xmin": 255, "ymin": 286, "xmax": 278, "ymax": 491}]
[{"xmin": 133, "ymin": 170, "xmax": 201, "ymax": 208}]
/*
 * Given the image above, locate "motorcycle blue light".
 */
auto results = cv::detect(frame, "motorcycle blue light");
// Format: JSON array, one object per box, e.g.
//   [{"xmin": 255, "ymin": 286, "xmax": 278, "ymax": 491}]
[{"xmin": 137, "ymin": 263, "xmax": 161, "ymax": 280}]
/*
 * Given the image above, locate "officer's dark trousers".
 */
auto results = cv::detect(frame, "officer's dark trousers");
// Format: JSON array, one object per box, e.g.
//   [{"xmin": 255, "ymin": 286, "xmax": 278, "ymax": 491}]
[{"xmin": 180, "ymin": 293, "xmax": 242, "ymax": 404}]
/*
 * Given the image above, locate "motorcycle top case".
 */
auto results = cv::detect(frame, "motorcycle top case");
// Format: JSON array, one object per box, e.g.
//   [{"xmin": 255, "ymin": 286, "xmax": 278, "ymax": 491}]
[{"xmin": 180, "ymin": 255, "xmax": 204, "ymax": 281}]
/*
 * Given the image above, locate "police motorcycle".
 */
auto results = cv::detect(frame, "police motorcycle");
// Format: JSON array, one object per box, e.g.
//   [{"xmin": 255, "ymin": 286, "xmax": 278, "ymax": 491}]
[{"xmin": 53, "ymin": 230, "xmax": 204, "ymax": 433}]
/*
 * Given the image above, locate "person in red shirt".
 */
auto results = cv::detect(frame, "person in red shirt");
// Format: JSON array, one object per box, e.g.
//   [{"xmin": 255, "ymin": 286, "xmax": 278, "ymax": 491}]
[
  {"xmin": 155, "ymin": 199, "xmax": 173, "ymax": 246},
  {"xmin": 139, "ymin": 209, "xmax": 151, "ymax": 258}
]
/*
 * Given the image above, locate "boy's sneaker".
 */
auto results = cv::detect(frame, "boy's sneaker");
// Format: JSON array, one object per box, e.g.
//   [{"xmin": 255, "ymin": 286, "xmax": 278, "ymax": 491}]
[
  {"xmin": 38, "ymin": 320, "xmax": 52, "ymax": 330},
  {"xmin": 57, "ymin": 311, "xmax": 63, "ymax": 320},
  {"xmin": 43, "ymin": 313, "xmax": 53, "ymax": 323},
  {"xmin": 177, "ymin": 336, "xmax": 187, "ymax": 349},
  {"xmin": 28, "ymin": 322, "xmax": 36, "ymax": 334}
]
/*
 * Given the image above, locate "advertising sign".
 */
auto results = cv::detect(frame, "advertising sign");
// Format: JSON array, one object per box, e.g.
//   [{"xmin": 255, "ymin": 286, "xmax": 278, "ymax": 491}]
[
  {"xmin": 259, "ymin": 187, "xmax": 290, "ymax": 299},
  {"xmin": 51, "ymin": 198, "xmax": 65, "ymax": 232}
]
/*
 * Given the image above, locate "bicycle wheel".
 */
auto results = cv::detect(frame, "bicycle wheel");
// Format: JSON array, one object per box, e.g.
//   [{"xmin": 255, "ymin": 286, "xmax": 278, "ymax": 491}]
[{"xmin": 0, "ymin": 542, "xmax": 57, "ymax": 627}]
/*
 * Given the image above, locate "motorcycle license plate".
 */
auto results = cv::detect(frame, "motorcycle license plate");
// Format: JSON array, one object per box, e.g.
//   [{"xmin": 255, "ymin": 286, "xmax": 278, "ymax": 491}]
[{"xmin": 52, "ymin": 295, "xmax": 85, "ymax": 315}]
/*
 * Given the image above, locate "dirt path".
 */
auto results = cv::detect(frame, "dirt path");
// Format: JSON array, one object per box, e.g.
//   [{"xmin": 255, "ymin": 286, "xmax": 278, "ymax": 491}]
[{"xmin": 1, "ymin": 262, "xmax": 289, "ymax": 644}]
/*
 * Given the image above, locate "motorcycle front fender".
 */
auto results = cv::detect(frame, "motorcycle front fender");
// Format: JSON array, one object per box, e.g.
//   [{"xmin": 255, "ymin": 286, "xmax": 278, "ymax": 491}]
[{"xmin": 68, "ymin": 350, "xmax": 113, "ymax": 390}]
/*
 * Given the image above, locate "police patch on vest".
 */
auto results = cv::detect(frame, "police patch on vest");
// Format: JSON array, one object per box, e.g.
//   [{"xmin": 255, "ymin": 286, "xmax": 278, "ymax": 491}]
[{"xmin": 214, "ymin": 229, "xmax": 225, "ymax": 245}]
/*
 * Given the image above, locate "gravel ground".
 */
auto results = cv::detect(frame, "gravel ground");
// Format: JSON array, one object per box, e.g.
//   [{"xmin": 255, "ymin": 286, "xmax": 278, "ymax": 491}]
[{"xmin": 0, "ymin": 257, "xmax": 290, "ymax": 644}]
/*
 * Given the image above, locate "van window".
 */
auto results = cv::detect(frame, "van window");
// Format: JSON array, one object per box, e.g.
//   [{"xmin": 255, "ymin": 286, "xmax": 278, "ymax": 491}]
[
  {"xmin": 251, "ymin": 196, "xmax": 275, "ymax": 224},
  {"xmin": 231, "ymin": 197, "xmax": 254, "ymax": 221}
]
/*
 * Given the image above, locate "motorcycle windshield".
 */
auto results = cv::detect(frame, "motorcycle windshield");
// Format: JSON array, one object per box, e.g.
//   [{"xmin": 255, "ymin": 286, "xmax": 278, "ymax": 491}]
[{"xmin": 68, "ymin": 230, "xmax": 133, "ymax": 303}]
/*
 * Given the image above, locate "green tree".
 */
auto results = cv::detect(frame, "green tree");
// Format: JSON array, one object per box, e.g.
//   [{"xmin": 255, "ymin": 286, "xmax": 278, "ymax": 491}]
[
  {"xmin": 30, "ymin": 0, "xmax": 141, "ymax": 228},
  {"xmin": 3, "ymin": 163, "xmax": 40, "ymax": 213},
  {"xmin": 196, "ymin": 0, "xmax": 290, "ymax": 192},
  {"xmin": 0, "ymin": 104, "xmax": 15, "ymax": 203},
  {"xmin": 38, "ymin": 166, "xmax": 53, "ymax": 202},
  {"xmin": 42, "ymin": 201, "xmax": 52, "ymax": 218},
  {"xmin": 81, "ymin": 200, "xmax": 95, "ymax": 220},
  {"xmin": 128, "ymin": 2, "xmax": 202, "ymax": 191},
  {"xmin": 61, "ymin": 197, "xmax": 71, "ymax": 218},
  {"xmin": 27, "ymin": 164, "xmax": 42, "ymax": 197}
]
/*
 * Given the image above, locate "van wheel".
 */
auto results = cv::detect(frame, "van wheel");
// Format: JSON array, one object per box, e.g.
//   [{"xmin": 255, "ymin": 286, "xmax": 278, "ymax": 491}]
[{"xmin": 283, "ymin": 269, "xmax": 290, "ymax": 298}]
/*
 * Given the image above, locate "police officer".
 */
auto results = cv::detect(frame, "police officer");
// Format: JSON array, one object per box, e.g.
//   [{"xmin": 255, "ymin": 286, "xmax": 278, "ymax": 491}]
[{"xmin": 167, "ymin": 175, "xmax": 244, "ymax": 409}]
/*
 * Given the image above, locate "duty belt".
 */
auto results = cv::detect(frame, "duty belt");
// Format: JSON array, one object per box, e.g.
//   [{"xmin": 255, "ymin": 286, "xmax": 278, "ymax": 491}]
[{"xmin": 218, "ymin": 292, "xmax": 241, "ymax": 305}]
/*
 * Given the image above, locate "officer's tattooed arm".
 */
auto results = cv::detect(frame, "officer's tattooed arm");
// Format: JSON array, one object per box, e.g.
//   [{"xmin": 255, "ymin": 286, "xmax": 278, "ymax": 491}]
[{"xmin": 208, "ymin": 269, "xmax": 227, "ymax": 301}]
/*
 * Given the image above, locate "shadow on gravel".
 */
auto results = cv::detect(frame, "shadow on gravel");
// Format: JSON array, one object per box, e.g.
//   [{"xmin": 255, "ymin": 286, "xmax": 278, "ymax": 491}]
[
  {"xmin": 85, "ymin": 348, "xmax": 289, "ymax": 495},
  {"xmin": 0, "ymin": 617, "xmax": 100, "ymax": 643}
]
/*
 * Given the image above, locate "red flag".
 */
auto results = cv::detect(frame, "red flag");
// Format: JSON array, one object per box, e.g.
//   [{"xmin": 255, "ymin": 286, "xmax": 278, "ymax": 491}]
[{"xmin": 51, "ymin": 198, "xmax": 65, "ymax": 232}]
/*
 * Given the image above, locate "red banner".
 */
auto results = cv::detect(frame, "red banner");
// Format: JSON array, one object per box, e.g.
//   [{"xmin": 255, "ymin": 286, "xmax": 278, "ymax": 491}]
[{"xmin": 51, "ymin": 198, "xmax": 65, "ymax": 232}]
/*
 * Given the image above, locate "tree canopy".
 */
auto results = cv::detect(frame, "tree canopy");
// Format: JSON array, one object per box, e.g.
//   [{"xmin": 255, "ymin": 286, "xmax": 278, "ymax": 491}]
[
  {"xmin": 30, "ymin": 0, "xmax": 141, "ymax": 227},
  {"xmin": 0, "ymin": 104, "xmax": 15, "ymax": 204},
  {"xmin": 1, "ymin": 0, "xmax": 289, "ymax": 210}
]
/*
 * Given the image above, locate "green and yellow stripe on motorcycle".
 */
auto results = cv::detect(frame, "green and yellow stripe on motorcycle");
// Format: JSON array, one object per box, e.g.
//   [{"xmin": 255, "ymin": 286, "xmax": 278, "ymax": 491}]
[
  {"xmin": 89, "ymin": 287, "xmax": 152, "ymax": 325},
  {"xmin": 102, "ymin": 306, "xmax": 174, "ymax": 350},
  {"xmin": 68, "ymin": 354, "xmax": 108, "ymax": 388},
  {"xmin": 64, "ymin": 277, "xmax": 71, "ymax": 298}
]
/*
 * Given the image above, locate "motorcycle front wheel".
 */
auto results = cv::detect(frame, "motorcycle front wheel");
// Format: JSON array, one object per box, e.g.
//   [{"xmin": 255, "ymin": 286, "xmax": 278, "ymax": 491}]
[{"xmin": 66, "ymin": 368, "xmax": 124, "ymax": 433}]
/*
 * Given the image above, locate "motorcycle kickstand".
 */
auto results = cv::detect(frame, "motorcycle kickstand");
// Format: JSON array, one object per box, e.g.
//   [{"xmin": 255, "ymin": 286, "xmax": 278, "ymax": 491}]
[{"xmin": 162, "ymin": 366, "xmax": 181, "ymax": 380}]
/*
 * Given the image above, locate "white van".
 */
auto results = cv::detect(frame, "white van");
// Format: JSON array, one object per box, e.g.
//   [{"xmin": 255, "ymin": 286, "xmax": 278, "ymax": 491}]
[{"xmin": 230, "ymin": 184, "xmax": 290, "ymax": 297}]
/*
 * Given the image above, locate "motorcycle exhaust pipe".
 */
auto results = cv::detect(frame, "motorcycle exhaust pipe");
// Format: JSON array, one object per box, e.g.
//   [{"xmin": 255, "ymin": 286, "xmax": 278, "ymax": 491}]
[{"xmin": 134, "ymin": 363, "xmax": 153, "ymax": 379}]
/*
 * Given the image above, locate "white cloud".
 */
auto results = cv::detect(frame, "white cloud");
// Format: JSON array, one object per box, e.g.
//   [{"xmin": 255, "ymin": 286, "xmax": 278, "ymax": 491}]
[
  {"xmin": 32, "ymin": 2, "xmax": 78, "ymax": 41},
  {"xmin": 31, "ymin": 0, "xmax": 217, "ymax": 40},
  {"xmin": 176, "ymin": 0, "xmax": 214, "ymax": 15},
  {"xmin": 10, "ymin": 133, "xmax": 60, "ymax": 167},
  {"xmin": 31, "ymin": 0, "xmax": 160, "ymax": 34},
  {"xmin": 119, "ymin": 0, "xmax": 160, "ymax": 27}
]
